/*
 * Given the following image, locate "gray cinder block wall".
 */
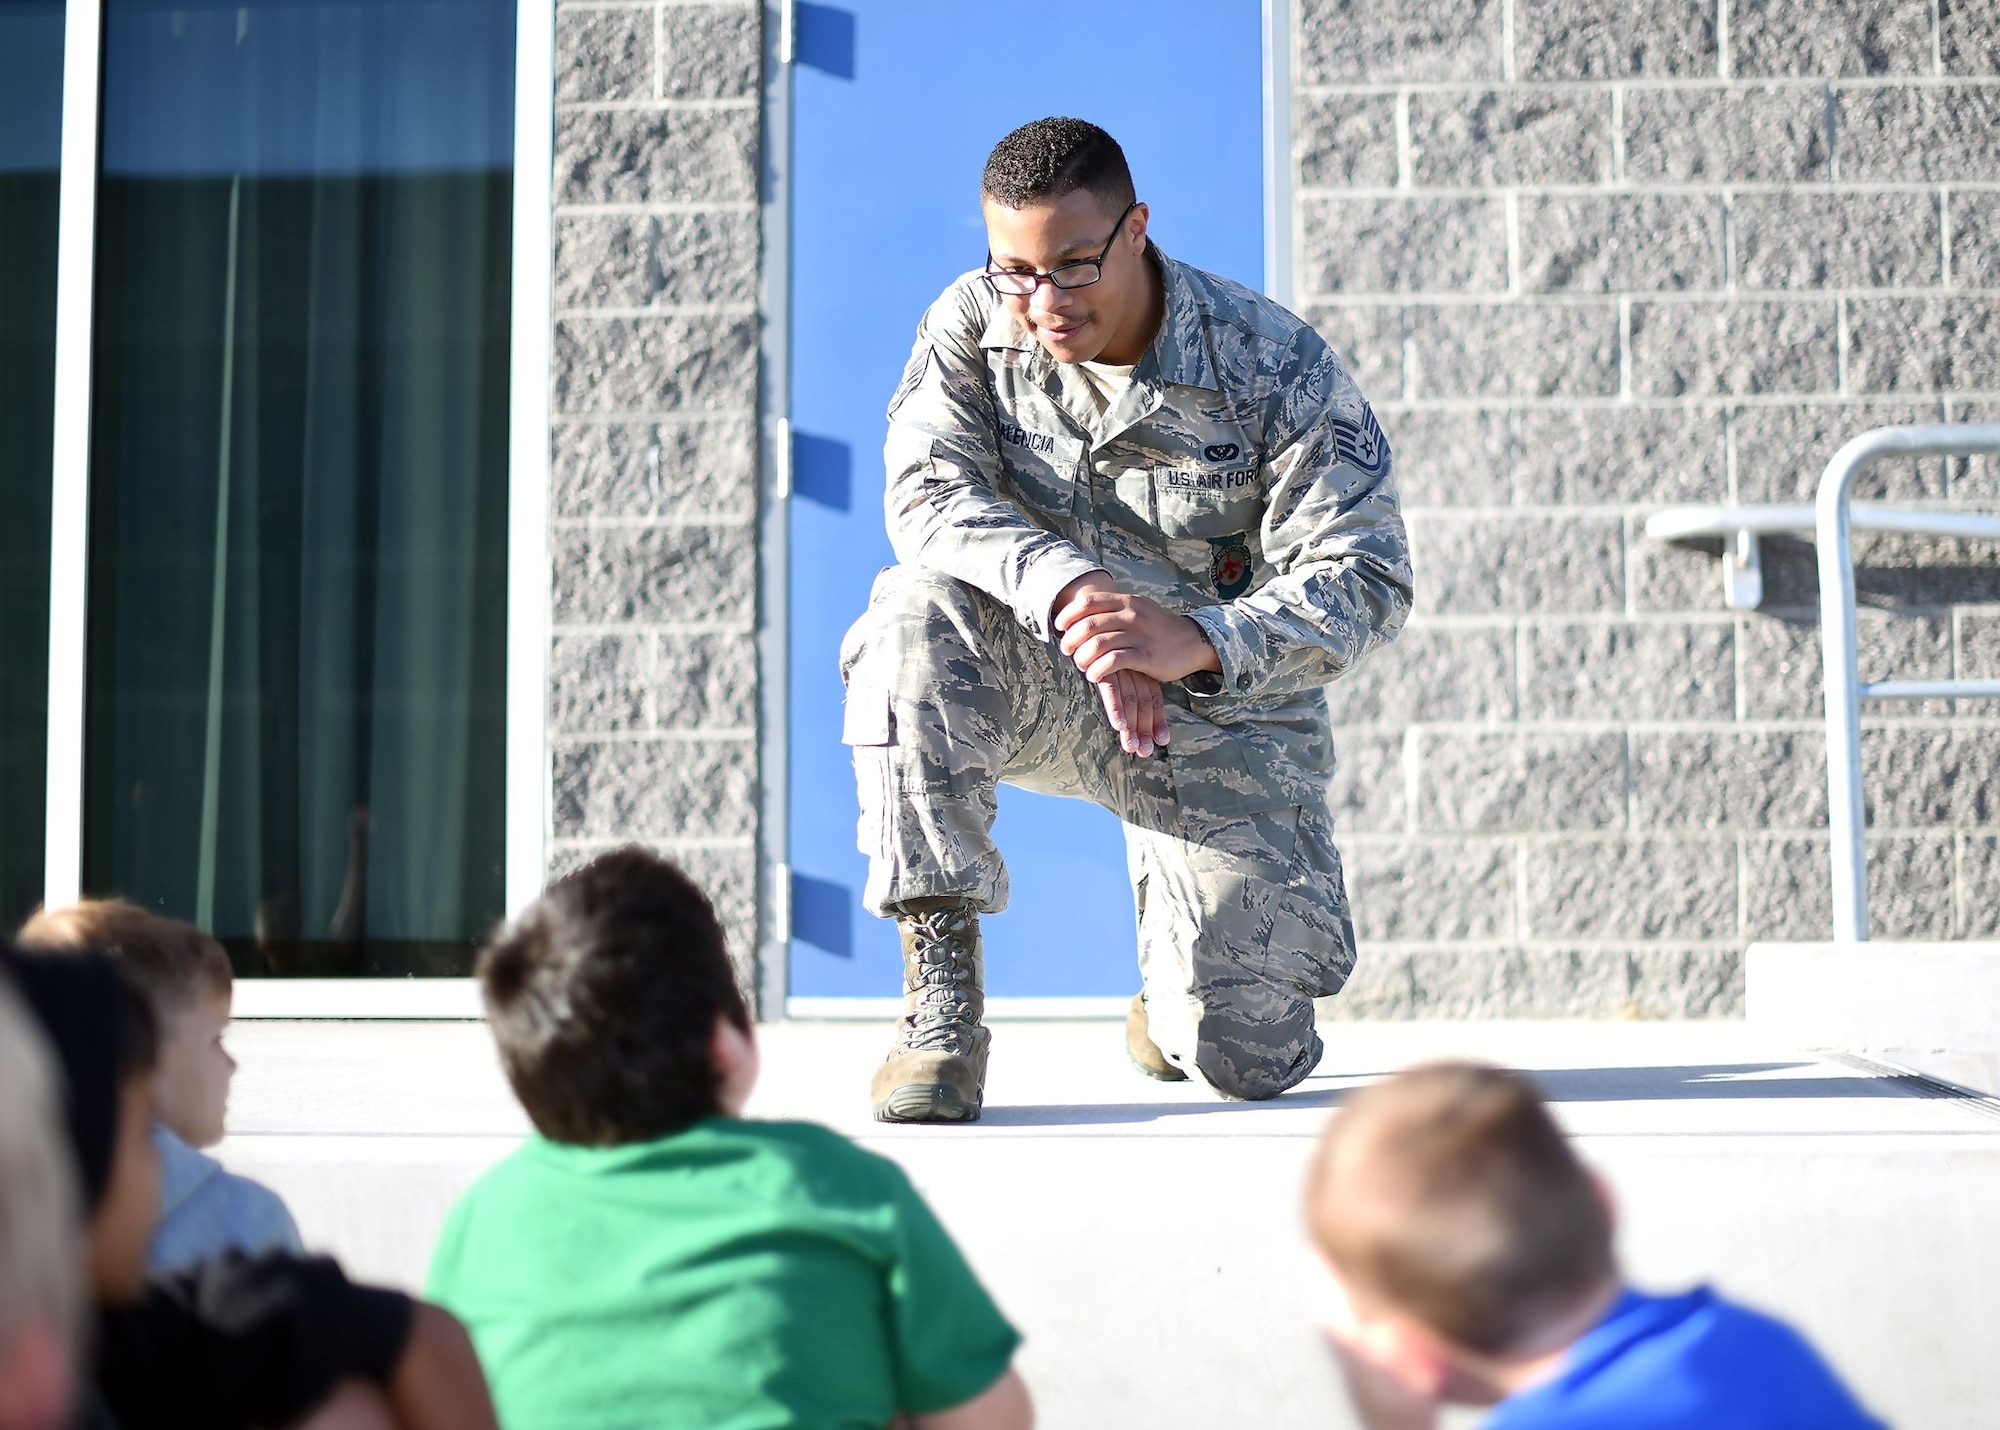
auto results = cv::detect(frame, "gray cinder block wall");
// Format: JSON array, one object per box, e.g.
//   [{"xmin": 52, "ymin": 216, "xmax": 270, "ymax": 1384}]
[
  {"xmin": 1295, "ymin": 0, "xmax": 2000, "ymax": 1016},
  {"xmin": 545, "ymin": 0, "xmax": 764, "ymax": 984}
]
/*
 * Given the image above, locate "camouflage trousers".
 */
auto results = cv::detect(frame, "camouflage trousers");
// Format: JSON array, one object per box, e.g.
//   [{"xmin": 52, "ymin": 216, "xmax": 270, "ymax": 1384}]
[{"xmin": 839, "ymin": 566, "xmax": 1356, "ymax": 1101}]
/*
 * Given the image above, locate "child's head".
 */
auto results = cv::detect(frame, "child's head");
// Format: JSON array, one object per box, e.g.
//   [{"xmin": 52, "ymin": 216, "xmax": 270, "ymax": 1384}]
[
  {"xmin": 18, "ymin": 902, "xmax": 235, "ymax": 1148},
  {"xmin": 4, "ymin": 948, "xmax": 163, "ymax": 1309},
  {"xmin": 1304, "ymin": 1062, "xmax": 1618, "ymax": 1408},
  {"xmin": 479, "ymin": 847, "xmax": 754, "ymax": 1146},
  {"xmin": 0, "ymin": 981, "xmax": 83, "ymax": 1430}
]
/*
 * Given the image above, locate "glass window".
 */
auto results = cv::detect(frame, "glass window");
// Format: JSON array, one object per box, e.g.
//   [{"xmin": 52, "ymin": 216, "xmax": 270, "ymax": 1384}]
[
  {"xmin": 0, "ymin": 0, "xmax": 64, "ymax": 929},
  {"xmin": 85, "ymin": 0, "xmax": 516, "ymax": 976}
]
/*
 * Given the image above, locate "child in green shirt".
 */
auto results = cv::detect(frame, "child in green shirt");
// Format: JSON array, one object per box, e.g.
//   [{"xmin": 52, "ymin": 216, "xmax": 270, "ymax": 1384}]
[{"xmin": 426, "ymin": 848, "xmax": 1032, "ymax": 1430}]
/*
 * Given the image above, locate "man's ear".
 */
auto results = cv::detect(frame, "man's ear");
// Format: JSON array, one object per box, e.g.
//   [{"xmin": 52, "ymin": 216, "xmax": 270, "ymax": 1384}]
[{"xmin": 1127, "ymin": 200, "xmax": 1149, "ymax": 250}]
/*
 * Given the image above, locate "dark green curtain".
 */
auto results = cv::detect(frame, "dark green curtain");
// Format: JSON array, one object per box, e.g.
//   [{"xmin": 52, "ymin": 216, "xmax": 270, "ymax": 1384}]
[
  {"xmin": 0, "ymin": 0, "xmax": 63, "ymax": 930},
  {"xmin": 83, "ymin": 0, "xmax": 514, "ymax": 975}
]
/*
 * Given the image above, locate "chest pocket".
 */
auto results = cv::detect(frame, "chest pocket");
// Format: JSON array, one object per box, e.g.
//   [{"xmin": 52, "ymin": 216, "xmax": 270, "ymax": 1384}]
[
  {"xmin": 995, "ymin": 417, "xmax": 1083, "ymax": 520},
  {"xmin": 1152, "ymin": 451, "xmax": 1264, "ymax": 540}
]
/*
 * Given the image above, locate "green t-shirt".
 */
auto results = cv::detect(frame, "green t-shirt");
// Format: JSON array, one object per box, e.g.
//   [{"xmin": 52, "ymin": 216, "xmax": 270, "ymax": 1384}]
[{"xmin": 425, "ymin": 1118, "xmax": 1020, "ymax": 1430}]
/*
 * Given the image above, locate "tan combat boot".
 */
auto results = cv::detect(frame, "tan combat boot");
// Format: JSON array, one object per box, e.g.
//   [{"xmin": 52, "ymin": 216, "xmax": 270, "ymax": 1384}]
[
  {"xmin": 871, "ymin": 901, "xmax": 991, "ymax": 1123},
  {"xmin": 1126, "ymin": 992, "xmax": 1187, "ymax": 1082}
]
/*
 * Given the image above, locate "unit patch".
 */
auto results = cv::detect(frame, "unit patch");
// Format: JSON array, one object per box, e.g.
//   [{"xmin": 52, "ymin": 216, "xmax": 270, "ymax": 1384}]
[
  {"xmin": 1203, "ymin": 442, "xmax": 1240, "ymax": 462},
  {"xmin": 1208, "ymin": 534, "xmax": 1253, "ymax": 598}
]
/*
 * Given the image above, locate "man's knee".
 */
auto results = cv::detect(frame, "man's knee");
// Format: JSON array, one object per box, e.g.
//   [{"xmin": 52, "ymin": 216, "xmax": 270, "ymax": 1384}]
[
  {"xmin": 841, "ymin": 567, "xmax": 987, "ymax": 692},
  {"xmin": 1189, "ymin": 998, "xmax": 1322, "ymax": 1101}
]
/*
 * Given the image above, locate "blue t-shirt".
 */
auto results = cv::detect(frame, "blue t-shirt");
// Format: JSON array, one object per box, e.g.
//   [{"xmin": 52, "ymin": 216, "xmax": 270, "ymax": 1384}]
[{"xmin": 1482, "ymin": 1287, "xmax": 1886, "ymax": 1430}]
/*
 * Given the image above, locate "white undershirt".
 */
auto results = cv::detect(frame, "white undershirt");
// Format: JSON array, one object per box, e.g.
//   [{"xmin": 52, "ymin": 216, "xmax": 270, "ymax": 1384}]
[{"xmin": 1076, "ymin": 359, "xmax": 1137, "ymax": 414}]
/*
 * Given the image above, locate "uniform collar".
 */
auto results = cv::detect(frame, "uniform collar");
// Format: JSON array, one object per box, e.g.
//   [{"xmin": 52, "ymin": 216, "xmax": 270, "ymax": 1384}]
[{"xmin": 977, "ymin": 244, "xmax": 1221, "ymax": 393}]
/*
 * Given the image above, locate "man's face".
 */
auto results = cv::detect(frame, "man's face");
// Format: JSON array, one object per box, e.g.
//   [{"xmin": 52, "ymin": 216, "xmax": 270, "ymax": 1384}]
[{"xmin": 982, "ymin": 189, "xmax": 1149, "ymax": 365}]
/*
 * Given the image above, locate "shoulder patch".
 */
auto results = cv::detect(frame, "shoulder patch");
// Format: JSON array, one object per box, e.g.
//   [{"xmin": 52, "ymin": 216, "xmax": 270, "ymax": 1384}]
[{"xmin": 1332, "ymin": 405, "xmax": 1391, "ymax": 479}]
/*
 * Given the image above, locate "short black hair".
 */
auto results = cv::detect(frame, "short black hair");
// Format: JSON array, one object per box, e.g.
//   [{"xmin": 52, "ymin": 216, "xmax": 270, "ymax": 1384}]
[
  {"xmin": 981, "ymin": 117, "xmax": 1135, "ymax": 211},
  {"xmin": 478, "ymin": 847, "xmax": 747, "ymax": 1146}
]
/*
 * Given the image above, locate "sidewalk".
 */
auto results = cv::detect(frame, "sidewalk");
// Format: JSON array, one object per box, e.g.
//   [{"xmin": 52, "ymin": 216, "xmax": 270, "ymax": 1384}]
[{"xmin": 220, "ymin": 1018, "xmax": 2000, "ymax": 1428}]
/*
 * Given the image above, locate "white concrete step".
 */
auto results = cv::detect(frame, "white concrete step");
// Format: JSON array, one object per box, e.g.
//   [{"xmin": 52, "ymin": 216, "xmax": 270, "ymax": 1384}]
[
  {"xmin": 1748, "ymin": 939, "xmax": 2000, "ymax": 1095},
  {"xmin": 217, "ymin": 1020, "xmax": 2000, "ymax": 1430}
]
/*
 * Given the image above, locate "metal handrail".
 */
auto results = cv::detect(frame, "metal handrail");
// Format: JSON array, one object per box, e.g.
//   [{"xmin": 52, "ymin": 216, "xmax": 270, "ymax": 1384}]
[{"xmin": 1818, "ymin": 424, "xmax": 2000, "ymax": 942}]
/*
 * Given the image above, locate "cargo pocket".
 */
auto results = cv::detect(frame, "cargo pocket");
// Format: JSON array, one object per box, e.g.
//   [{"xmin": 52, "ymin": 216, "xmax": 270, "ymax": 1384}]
[
  {"xmin": 841, "ymin": 694, "xmax": 897, "ymax": 877},
  {"xmin": 1260, "ymin": 809, "xmax": 1357, "ymax": 997}
]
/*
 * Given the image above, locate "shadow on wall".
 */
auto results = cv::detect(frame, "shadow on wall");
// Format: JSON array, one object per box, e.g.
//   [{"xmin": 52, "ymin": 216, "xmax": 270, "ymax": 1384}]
[{"xmin": 795, "ymin": 3, "xmax": 855, "ymax": 79}]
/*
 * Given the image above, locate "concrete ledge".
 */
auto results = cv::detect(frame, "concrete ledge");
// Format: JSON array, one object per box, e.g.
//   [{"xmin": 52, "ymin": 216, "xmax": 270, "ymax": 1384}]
[
  {"xmin": 1746, "ymin": 941, "xmax": 2000, "ymax": 1095},
  {"xmin": 233, "ymin": 979, "xmax": 483, "ymax": 1020}
]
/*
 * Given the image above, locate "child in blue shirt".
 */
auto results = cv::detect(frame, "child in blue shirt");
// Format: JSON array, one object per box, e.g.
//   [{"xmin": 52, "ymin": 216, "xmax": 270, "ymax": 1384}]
[{"xmin": 1302, "ymin": 1061, "xmax": 1886, "ymax": 1430}]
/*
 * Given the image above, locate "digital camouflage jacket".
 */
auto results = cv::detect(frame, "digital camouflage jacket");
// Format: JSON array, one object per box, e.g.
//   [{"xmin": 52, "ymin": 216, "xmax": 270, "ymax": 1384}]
[{"xmin": 881, "ymin": 246, "xmax": 1414, "ymax": 819}]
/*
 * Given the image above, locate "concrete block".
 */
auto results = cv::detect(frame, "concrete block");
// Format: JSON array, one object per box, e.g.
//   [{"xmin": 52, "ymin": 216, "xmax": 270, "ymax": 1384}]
[
  {"xmin": 655, "ymin": 630, "xmax": 758, "ymax": 728},
  {"xmin": 1406, "ymin": 301, "xmax": 1621, "ymax": 399},
  {"xmin": 1522, "ymin": 620, "xmax": 1735, "ymax": 721},
  {"xmin": 1630, "ymin": 728, "xmax": 1829, "ymax": 830},
  {"xmin": 1840, "ymin": 530, "xmax": 2000, "ymax": 607},
  {"xmin": 1959, "ymin": 836, "xmax": 2000, "ymax": 935},
  {"xmin": 1746, "ymin": 940, "xmax": 2000, "ymax": 1094},
  {"xmin": 1730, "ymin": 400, "xmax": 1948, "ymax": 504},
  {"xmin": 1948, "ymin": 191, "xmax": 2000, "ymax": 289},
  {"xmin": 1415, "ymin": 729, "xmax": 1628, "ymax": 832},
  {"xmin": 1327, "ymin": 622, "xmax": 1517, "ymax": 725},
  {"xmin": 1862, "ymin": 725, "xmax": 2000, "ymax": 828},
  {"xmin": 1296, "ymin": 0, "xmax": 1503, "ymax": 84},
  {"xmin": 1518, "ymin": 194, "xmax": 1725, "ymax": 294},
  {"xmin": 1303, "ymin": 304, "xmax": 1404, "ymax": 401},
  {"xmin": 661, "ymin": 4, "xmax": 760, "ymax": 100},
  {"xmin": 1738, "ymin": 611, "xmax": 1954, "ymax": 721},
  {"xmin": 550, "ymin": 736, "xmax": 756, "ymax": 840},
  {"xmin": 1523, "ymin": 836, "xmax": 1738, "ymax": 939},
  {"xmin": 1511, "ymin": 405, "xmax": 1726, "ymax": 505},
  {"xmin": 1295, "ymin": 93, "xmax": 1400, "ymax": 190},
  {"xmin": 1623, "ymin": 86, "xmax": 1830, "ymax": 182},
  {"xmin": 1940, "ymin": 0, "xmax": 2000, "ymax": 74},
  {"xmin": 549, "ymin": 632, "xmax": 651, "ymax": 733},
  {"xmin": 551, "ymin": 415, "xmax": 759, "ymax": 521},
  {"xmin": 547, "ymin": 629, "xmax": 756, "ymax": 733},
  {"xmin": 1732, "ymin": 192, "xmax": 1942, "ymax": 290},
  {"xmin": 1329, "ymin": 730, "xmax": 1408, "ymax": 833},
  {"xmin": 1846, "ymin": 298, "xmax": 2000, "ymax": 395},
  {"xmin": 553, "ymin": 209, "xmax": 759, "ymax": 310},
  {"xmin": 1945, "ymin": 397, "xmax": 2000, "ymax": 502},
  {"xmin": 1408, "ymin": 512, "xmax": 1624, "ymax": 614},
  {"xmin": 1837, "ymin": 85, "xmax": 2000, "ymax": 182},
  {"xmin": 1345, "ymin": 836, "xmax": 1515, "ymax": 941},
  {"xmin": 1628, "ymin": 299, "xmax": 1840, "ymax": 397},
  {"xmin": 1329, "ymin": 944, "xmax": 1742, "ymax": 1018},
  {"xmin": 554, "ymin": 107, "xmax": 757, "ymax": 205},
  {"xmin": 1298, "ymin": 198, "xmax": 1508, "ymax": 296},
  {"xmin": 1406, "ymin": 90, "xmax": 1610, "ymax": 186},
  {"xmin": 1728, "ymin": 0, "xmax": 1934, "ymax": 77},
  {"xmin": 552, "ymin": 314, "xmax": 759, "ymax": 413},
  {"xmin": 1743, "ymin": 835, "xmax": 1956, "ymax": 940},
  {"xmin": 555, "ymin": 7, "xmax": 651, "ymax": 103},
  {"xmin": 1375, "ymin": 405, "xmax": 1511, "ymax": 506},
  {"xmin": 1514, "ymin": 0, "xmax": 1718, "ymax": 78},
  {"xmin": 551, "ymin": 523, "xmax": 754, "ymax": 624}
]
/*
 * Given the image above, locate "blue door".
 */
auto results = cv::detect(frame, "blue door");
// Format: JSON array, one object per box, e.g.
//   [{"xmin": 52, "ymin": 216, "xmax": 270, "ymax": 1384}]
[{"xmin": 788, "ymin": 1, "xmax": 1267, "ymax": 999}]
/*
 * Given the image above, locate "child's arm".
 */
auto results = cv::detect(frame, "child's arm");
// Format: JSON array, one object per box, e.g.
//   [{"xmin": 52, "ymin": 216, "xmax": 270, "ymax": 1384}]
[
  {"xmin": 908, "ymin": 1366, "xmax": 1033, "ymax": 1430},
  {"xmin": 384, "ymin": 1303, "xmax": 499, "ymax": 1430}
]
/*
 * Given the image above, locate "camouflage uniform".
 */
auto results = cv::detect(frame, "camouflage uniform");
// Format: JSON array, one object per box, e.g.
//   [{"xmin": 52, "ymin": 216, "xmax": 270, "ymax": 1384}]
[{"xmin": 841, "ymin": 246, "xmax": 1412, "ymax": 1100}]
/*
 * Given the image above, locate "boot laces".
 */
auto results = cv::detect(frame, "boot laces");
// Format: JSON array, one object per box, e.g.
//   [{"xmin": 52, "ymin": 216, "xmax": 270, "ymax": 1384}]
[{"xmin": 900, "ymin": 908, "xmax": 981, "ymax": 1055}]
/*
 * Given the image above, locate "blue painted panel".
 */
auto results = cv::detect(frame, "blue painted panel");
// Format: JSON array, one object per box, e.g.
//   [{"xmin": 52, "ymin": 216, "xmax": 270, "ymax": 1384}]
[{"xmin": 789, "ymin": 0, "xmax": 1265, "ymax": 997}]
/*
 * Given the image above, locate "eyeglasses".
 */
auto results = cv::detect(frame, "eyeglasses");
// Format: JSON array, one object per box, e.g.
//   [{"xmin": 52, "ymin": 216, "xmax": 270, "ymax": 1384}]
[{"xmin": 983, "ymin": 200, "xmax": 1138, "ymax": 297}]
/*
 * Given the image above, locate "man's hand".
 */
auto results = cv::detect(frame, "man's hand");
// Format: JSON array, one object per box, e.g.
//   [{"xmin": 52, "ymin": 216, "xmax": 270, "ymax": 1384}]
[
  {"xmin": 1054, "ymin": 576, "xmax": 1222, "ymax": 686},
  {"xmin": 1051, "ymin": 574, "xmax": 1213, "ymax": 757}
]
